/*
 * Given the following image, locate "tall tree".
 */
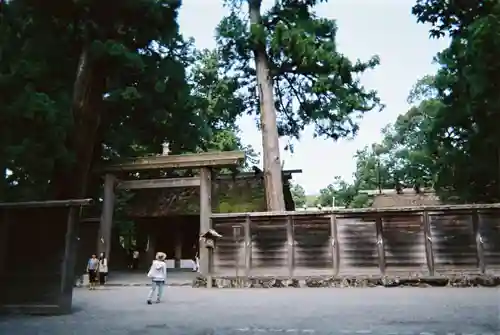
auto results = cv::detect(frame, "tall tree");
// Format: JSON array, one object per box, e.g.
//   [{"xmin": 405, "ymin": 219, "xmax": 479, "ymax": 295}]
[
  {"xmin": 217, "ymin": 0, "xmax": 382, "ymax": 210},
  {"xmin": 1, "ymin": 0, "xmax": 189, "ymax": 200},
  {"xmin": 0, "ymin": 1, "xmax": 252, "ymax": 202},
  {"xmin": 412, "ymin": 0, "xmax": 500, "ymax": 203}
]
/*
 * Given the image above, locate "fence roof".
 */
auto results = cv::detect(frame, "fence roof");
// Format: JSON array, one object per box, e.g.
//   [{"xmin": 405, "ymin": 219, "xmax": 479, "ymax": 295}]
[
  {"xmin": 0, "ymin": 198, "xmax": 93, "ymax": 209},
  {"xmin": 211, "ymin": 203, "xmax": 500, "ymax": 218}
]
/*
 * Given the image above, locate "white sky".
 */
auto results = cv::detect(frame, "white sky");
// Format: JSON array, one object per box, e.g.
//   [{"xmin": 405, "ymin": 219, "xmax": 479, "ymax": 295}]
[{"xmin": 179, "ymin": 0, "xmax": 449, "ymax": 195}]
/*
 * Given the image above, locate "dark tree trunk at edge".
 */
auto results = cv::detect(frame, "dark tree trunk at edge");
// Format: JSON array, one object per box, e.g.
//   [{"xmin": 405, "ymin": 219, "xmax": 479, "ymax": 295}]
[{"xmin": 52, "ymin": 46, "xmax": 106, "ymax": 200}]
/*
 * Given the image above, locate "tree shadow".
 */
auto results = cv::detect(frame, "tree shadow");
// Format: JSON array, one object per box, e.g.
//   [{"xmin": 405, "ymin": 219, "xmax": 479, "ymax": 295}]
[
  {"xmin": 337, "ymin": 217, "xmax": 378, "ymax": 268},
  {"xmin": 293, "ymin": 217, "xmax": 330, "ymax": 268},
  {"xmin": 383, "ymin": 215, "xmax": 425, "ymax": 268},
  {"xmin": 212, "ymin": 221, "xmax": 243, "ymax": 270},
  {"xmin": 478, "ymin": 212, "xmax": 500, "ymax": 268},
  {"xmin": 430, "ymin": 214, "xmax": 477, "ymax": 267},
  {"xmin": 252, "ymin": 217, "xmax": 287, "ymax": 268}
]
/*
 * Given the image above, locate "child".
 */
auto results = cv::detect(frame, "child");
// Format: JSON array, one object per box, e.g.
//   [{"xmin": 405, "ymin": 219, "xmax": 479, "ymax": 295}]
[{"xmin": 146, "ymin": 252, "xmax": 167, "ymax": 304}]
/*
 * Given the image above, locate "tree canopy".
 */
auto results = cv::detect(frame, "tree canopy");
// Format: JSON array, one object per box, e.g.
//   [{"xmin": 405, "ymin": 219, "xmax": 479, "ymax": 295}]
[
  {"xmin": 216, "ymin": 0, "xmax": 382, "ymax": 210},
  {"xmin": 290, "ymin": 183, "xmax": 306, "ymax": 208},
  {"xmin": 5, "ymin": 0, "xmax": 499, "ymax": 211},
  {"xmin": 0, "ymin": 0, "xmax": 249, "ymax": 202},
  {"xmin": 316, "ymin": 0, "xmax": 500, "ymax": 207},
  {"xmin": 218, "ymin": 0, "xmax": 382, "ymax": 139}
]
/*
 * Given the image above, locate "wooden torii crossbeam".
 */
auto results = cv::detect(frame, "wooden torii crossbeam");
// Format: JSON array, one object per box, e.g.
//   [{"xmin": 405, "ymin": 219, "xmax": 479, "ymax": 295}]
[{"xmin": 98, "ymin": 150, "xmax": 245, "ymax": 276}]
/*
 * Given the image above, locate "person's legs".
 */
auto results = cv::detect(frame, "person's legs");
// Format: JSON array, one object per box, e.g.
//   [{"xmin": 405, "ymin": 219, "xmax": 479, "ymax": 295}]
[
  {"xmin": 156, "ymin": 281, "xmax": 165, "ymax": 303},
  {"xmin": 88, "ymin": 270, "xmax": 95, "ymax": 290},
  {"xmin": 196, "ymin": 257, "xmax": 200, "ymax": 272},
  {"xmin": 147, "ymin": 281, "xmax": 157, "ymax": 304},
  {"xmin": 192, "ymin": 258, "xmax": 197, "ymax": 271},
  {"xmin": 99, "ymin": 272, "xmax": 105, "ymax": 285}
]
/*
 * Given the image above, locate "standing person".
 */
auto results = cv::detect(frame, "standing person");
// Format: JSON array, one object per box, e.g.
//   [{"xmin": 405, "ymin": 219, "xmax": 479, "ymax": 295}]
[
  {"xmin": 98, "ymin": 252, "xmax": 109, "ymax": 286},
  {"xmin": 86, "ymin": 254, "xmax": 99, "ymax": 290},
  {"xmin": 191, "ymin": 243, "xmax": 199, "ymax": 272},
  {"xmin": 132, "ymin": 250, "xmax": 140, "ymax": 270},
  {"xmin": 146, "ymin": 252, "xmax": 167, "ymax": 305}
]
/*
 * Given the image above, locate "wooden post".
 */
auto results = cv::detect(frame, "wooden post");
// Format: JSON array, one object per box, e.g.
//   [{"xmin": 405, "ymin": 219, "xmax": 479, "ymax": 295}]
[
  {"xmin": 136, "ymin": 222, "xmax": 148, "ymax": 269},
  {"xmin": 174, "ymin": 223, "xmax": 182, "ymax": 269},
  {"xmin": 146, "ymin": 234, "xmax": 156, "ymax": 264},
  {"xmin": 375, "ymin": 215, "xmax": 386, "ymax": 275},
  {"xmin": 0, "ymin": 210, "xmax": 10, "ymax": 283},
  {"xmin": 472, "ymin": 210, "xmax": 486, "ymax": 274},
  {"xmin": 422, "ymin": 210, "xmax": 435, "ymax": 276},
  {"xmin": 98, "ymin": 173, "xmax": 116, "ymax": 258},
  {"xmin": 60, "ymin": 206, "xmax": 79, "ymax": 311},
  {"xmin": 233, "ymin": 225, "xmax": 241, "ymax": 277},
  {"xmin": 244, "ymin": 215, "xmax": 252, "ymax": 277},
  {"xmin": 199, "ymin": 167, "xmax": 212, "ymax": 280},
  {"xmin": 286, "ymin": 215, "xmax": 294, "ymax": 277},
  {"xmin": 329, "ymin": 214, "xmax": 339, "ymax": 276}
]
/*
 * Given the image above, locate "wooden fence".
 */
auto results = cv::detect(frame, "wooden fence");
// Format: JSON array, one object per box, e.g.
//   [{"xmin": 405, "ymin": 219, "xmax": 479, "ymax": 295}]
[
  {"xmin": 210, "ymin": 204, "xmax": 500, "ymax": 277},
  {"xmin": 0, "ymin": 199, "xmax": 93, "ymax": 315}
]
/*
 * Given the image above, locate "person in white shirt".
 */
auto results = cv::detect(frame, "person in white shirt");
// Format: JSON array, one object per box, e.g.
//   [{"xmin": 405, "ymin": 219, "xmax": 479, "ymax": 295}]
[
  {"xmin": 146, "ymin": 252, "xmax": 167, "ymax": 305},
  {"xmin": 191, "ymin": 243, "xmax": 199, "ymax": 272},
  {"xmin": 98, "ymin": 252, "xmax": 109, "ymax": 285}
]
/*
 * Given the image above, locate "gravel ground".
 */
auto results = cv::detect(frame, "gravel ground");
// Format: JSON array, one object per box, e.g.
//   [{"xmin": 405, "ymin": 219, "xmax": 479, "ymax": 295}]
[{"xmin": 0, "ymin": 287, "xmax": 498, "ymax": 335}]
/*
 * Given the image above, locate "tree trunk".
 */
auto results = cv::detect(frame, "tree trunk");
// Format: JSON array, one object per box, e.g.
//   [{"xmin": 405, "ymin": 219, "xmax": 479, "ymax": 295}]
[
  {"xmin": 52, "ymin": 45, "xmax": 106, "ymax": 200},
  {"xmin": 248, "ymin": 0, "xmax": 285, "ymax": 211}
]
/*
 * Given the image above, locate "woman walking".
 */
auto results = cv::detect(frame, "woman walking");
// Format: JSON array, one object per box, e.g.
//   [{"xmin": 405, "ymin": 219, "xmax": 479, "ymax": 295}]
[
  {"xmin": 191, "ymin": 243, "xmax": 199, "ymax": 272},
  {"xmin": 86, "ymin": 254, "xmax": 99, "ymax": 290},
  {"xmin": 146, "ymin": 252, "xmax": 167, "ymax": 305},
  {"xmin": 98, "ymin": 252, "xmax": 109, "ymax": 286}
]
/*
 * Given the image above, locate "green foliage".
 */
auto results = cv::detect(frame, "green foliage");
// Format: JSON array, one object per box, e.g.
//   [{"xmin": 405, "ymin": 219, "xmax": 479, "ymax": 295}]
[
  {"xmin": 316, "ymin": 78, "xmax": 442, "ymax": 208},
  {"xmin": 290, "ymin": 183, "xmax": 306, "ymax": 208},
  {"xmin": 217, "ymin": 0, "xmax": 382, "ymax": 140},
  {"xmin": 412, "ymin": 0, "xmax": 500, "ymax": 203},
  {"xmin": 0, "ymin": 0, "xmax": 253, "ymax": 203},
  {"xmin": 319, "ymin": 0, "xmax": 500, "ymax": 206}
]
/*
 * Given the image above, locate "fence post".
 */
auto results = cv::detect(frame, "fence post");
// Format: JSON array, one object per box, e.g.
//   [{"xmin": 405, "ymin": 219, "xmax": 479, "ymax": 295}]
[
  {"xmin": 286, "ymin": 215, "xmax": 294, "ymax": 277},
  {"xmin": 422, "ymin": 210, "xmax": 435, "ymax": 276},
  {"xmin": 233, "ymin": 225, "xmax": 241, "ymax": 278},
  {"xmin": 0, "ymin": 210, "xmax": 10, "ymax": 282},
  {"xmin": 329, "ymin": 214, "xmax": 339, "ymax": 276},
  {"xmin": 60, "ymin": 206, "xmax": 79, "ymax": 309},
  {"xmin": 244, "ymin": 215, "xmax": 252, "ymax": 278},
  {"xmin": 199, "ymin": 167, "xmax": 212, "ymax": 284},
  {"xmin": 375, "ymin": 214, "xmax": 386, "ymax": 275},
  {"xmin": 471, "ymin": 210, "xmax": 486, "ymax": 274}
]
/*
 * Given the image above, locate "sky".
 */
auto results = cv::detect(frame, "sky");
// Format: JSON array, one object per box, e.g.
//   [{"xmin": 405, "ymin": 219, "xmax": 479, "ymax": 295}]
[{"xmin": 179, "ymin": 0, "xmax": 450, "ymax": 195}]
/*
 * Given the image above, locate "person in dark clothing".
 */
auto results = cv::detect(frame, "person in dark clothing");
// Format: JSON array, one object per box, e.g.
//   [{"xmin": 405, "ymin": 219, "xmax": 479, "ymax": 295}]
[{"xmin": 132, "ymin": 250, "xmax": 140, "ymax": 270}]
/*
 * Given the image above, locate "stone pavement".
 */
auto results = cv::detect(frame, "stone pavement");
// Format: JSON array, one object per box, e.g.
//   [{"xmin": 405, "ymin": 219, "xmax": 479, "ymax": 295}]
[
  {"xmin": 76, "ymin": 270, "xmax": 197, "ymax": 287},
  {"xmin": 1, "ymin": 287, "xmax": 499, "ymax": 335}
]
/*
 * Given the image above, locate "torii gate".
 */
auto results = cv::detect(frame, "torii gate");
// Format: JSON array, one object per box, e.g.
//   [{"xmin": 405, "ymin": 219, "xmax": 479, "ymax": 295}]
[{"xmin": 99, "ymin": 150, "xmax": 245, "ymax": 275}]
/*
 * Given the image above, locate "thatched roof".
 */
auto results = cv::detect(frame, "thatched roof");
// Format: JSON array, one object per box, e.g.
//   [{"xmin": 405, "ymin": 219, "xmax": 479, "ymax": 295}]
[
  {"xmin": 371, "ymin": 191, "xmax": 441, "ymax": 208},
  {"xmin": 126, "ymin": 171, "xmax": 298, "ymax": 217}
]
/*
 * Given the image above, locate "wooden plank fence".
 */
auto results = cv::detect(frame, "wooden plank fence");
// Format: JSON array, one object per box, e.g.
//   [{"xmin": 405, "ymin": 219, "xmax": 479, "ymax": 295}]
[
  {"xmin": 210, "ymin": 204, "xmax": 500, "ymax": 277},
  {"xmin": 0, "ymin": 199, "xmax": 93, "ymax": 315}
]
